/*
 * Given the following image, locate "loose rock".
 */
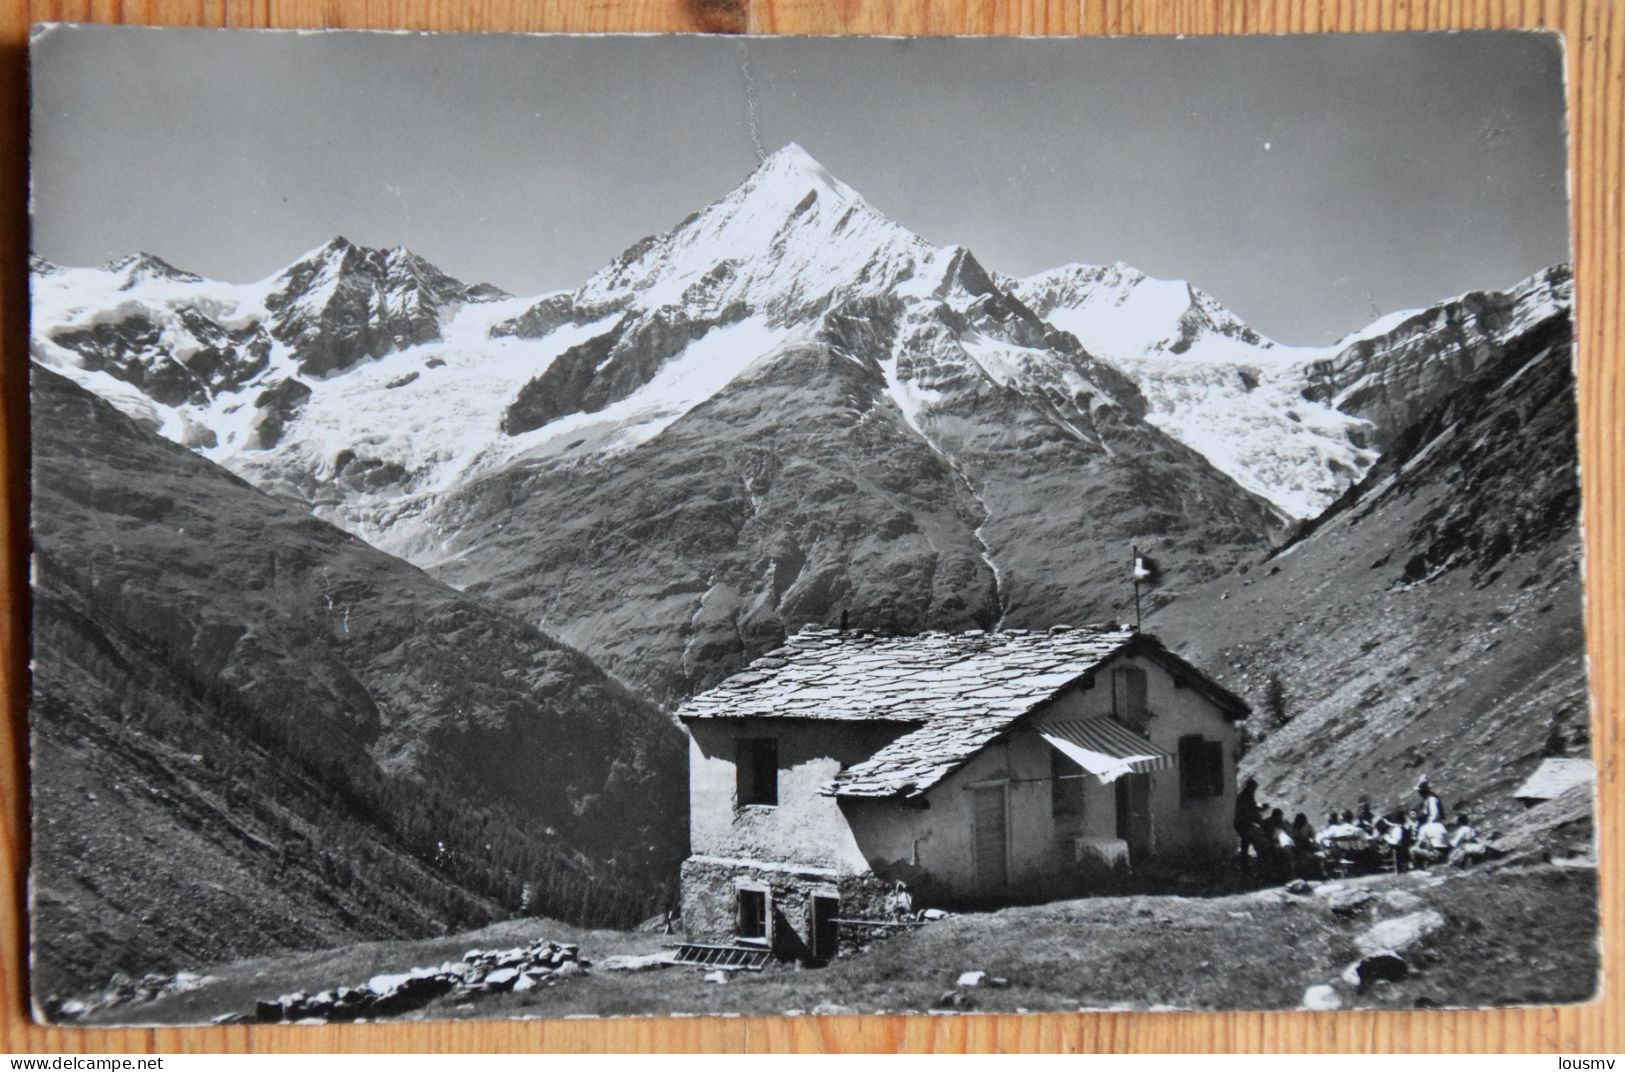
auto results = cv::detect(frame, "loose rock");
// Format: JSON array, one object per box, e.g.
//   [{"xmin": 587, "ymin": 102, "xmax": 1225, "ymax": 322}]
[
  {"xmin": 245, "ymin": 934, "xmax": 590, "ymax": 1023},
  {"xmin": 1356, "ymin": 910, "xmax": 1445, "ymax": 956},
  {"xmin": 1381, "ymin": 890, "xmax": 1423, "ymax": 912},
  {"xmin": 599, "ymin": 952, "xmax": 675, "ymax": 972},
  {"xmin": 1301, "ymin": 984, "xmax": 1342, "ymax": 1011},
  {"xmin": 1351, "ymin": 951, "xmax": 1410, "ymax": 989},
  {"xmin": 1328, "ymin": 889, "xmax": 1378, "ymax": 918},
  {"xmin": 810, "ymin": 1001, "xmax": 857, "ymax": 1016},
  {"xmin": 483, "ymin": 968, "xmax": 520, "ymax": 991}
]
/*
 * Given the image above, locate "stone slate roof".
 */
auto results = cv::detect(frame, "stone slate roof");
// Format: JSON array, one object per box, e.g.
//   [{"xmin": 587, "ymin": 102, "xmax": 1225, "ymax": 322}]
[
  {"xmin": 680, "ymin": 626, "xmax": 1134, "ymax": 724},
  {"xmin": 678, "ymin": 626, "xmax": 1247, "ymax": 800}
]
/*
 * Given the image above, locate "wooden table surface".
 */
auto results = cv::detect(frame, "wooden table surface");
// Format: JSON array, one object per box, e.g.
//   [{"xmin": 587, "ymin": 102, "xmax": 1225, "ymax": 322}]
[{"xmin": 0, "ymin": 0, "xmax": 1618, "ymax": 1054}]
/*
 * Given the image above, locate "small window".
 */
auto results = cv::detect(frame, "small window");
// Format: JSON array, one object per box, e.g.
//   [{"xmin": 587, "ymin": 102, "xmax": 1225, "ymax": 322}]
[
  {"xmin": 737, "ymin": 888, "xmax": 768, "ymax": 942},
  {"xmin": 1051, "ymin": 748, "xmax": 1087, "ymax": 817},
  {"xmin": 736, "ymin": 737, "xmax": 778, "ymax": 807},
  {"xmin": 1179, "ymin": 735, "xmax": 1225, "ymax": 801},
  {"xmin": 1113, "ymin": 665, "xmax": 1149, "ymax": 728}
]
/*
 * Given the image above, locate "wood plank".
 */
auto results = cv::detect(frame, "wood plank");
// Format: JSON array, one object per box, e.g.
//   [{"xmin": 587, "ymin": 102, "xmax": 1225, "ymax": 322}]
[{"xmin": 1, "ymin": 0, "xmax": 1619, "ymax": 1055}]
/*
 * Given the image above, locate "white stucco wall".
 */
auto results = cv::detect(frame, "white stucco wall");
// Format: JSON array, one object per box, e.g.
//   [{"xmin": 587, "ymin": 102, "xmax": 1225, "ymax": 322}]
[
  {"xmin": 1033, "ymin": 652, "xmax": 1239, "ymax": 859},
  {"xmin": 837, "ymin": 651, "xmax": 1241, "ymax": 899},
  {"xmin": 683, "ymin": 646, "xmax": 1242, "ymax": 907},
  {"xmin": 686, "ymin": 718, "xmax": 909, "ymax": 872}
]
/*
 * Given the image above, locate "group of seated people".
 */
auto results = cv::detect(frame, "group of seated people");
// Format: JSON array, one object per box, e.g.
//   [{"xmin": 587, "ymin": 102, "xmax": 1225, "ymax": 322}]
[{"xmin": 1238, "ymin": 776, "xmax": 1501, "ymax": 881}]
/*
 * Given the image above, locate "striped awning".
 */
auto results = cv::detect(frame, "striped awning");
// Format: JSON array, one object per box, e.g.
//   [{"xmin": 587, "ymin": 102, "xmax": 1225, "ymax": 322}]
[{"xmin": 1039, "ymin": 718, "xmax": 1175, "ymax": 785}]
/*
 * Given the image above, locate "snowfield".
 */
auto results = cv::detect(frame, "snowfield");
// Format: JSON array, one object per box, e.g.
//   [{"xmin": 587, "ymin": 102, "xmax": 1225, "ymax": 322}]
[
  {"xmin": 1101, "ymin": 349, "xmax": 1378, "ymax": 519},
  {"xmin": 1014, "ymin": 260, "xmax": 1570, "ymax": 518}
]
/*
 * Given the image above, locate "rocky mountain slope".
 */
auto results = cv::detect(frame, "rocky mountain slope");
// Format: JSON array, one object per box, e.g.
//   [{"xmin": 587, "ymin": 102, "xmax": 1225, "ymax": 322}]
[
  {"xmin": 401, "ymin": 148, "xmax": 1286, "ymax": 700},
  {"xmin": 30, "ymin": 237, "xmax": 509, "ymax": 456},
  {"xmin": 1148, "ymin": 300, "xmax": 1585, "ymax": 830},
  {"xmin": 31, "ymin": 144, "xmax": 1579, "ymax": 708},
  {"xmin": 1016, "ymin": 262, "xmax": 1572, "ymax": 519},
  {"xmin": 35, "ymin": 145, "xmax": 1291, "ymax": 702},
  {"xmin": 29, "ymin": 367, "xmax": 687, "ymax": 1000},
  {"xmin": 1297, "ymin": 264, "xmax": 1573, "ymax": 452}
]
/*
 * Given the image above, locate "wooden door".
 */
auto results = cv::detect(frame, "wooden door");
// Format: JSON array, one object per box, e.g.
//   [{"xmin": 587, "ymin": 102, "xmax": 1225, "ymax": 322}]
[
  {"xmin": 810, "ymin": 894, "xmax": 839, "ymax": 962},
  {"xmin": 1114, "ymin": 773, "xmax": 1153, "ymax": 862},
  {"xmin": 972, "ymin": 785, "xmax": 1009, "ymax": 890}
]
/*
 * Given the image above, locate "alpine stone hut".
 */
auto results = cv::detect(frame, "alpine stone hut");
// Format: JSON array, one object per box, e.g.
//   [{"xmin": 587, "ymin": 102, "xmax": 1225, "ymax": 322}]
[{"xmin": 676, "ymin": 625, "xmax": 1249, "ymax": 960}]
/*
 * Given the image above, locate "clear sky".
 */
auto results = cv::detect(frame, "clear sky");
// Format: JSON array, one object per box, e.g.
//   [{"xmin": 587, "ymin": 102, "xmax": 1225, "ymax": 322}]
[{"xmin": 29, "ymin": 27, "xmax": 1570, "ymax": 344}]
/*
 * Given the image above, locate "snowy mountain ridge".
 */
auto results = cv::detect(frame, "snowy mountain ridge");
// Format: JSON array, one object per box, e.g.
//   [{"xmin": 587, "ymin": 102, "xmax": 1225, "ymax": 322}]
[
  {"xmin": 1015, "ymin": 259, "xmax": 1572, "ymax": 517},
  {"xmin": 1015, "ymin": 260, "xmax": 1273, "ymax": 365},
  {"xmin": 32, "ymin": 142, "xmax": 1572, "ymax": 550}
]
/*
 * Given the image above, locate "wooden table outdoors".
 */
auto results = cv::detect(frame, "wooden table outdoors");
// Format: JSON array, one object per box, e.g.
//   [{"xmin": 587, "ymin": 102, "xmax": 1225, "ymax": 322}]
[{"xmin": 0, "ymin": 0, "xmax": 1618, "ymax": 1055}]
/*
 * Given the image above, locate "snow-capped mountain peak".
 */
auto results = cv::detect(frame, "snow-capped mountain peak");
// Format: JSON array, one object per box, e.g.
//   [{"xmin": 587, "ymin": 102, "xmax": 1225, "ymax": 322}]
[
  {"xmin": 99, "ymin": 251, "xmax": 204, "ymax": 290},
  {"xmin": 747, "ymin": 141, "xmax": 861, "ymax": 206},
  {"xmin": 270, "ymin": 235, "xmax": 361, "ymax": 280},
  {"xmin": 1016, "ymin": 260, "xmax": 1274, "ymax": 363},
  {"xmin": 1014, "ymin": 260, "xmax": 1573, "ymax": 520},
  {"xmin": 1014, "ymin": 260, "xmax": 1382, "ymax": 518},
  {"xmin": 483, "ymin": 145, "xmax": 1152, "ymax": 497},
  {"xmin": 31, "ymin": 139, "xmax": 1575, "ymax": 568},
  {"xmin": 570, "ymin": 142, "xmax": 919, "ymax": 317},
  {"xmin": 29, "ymin": 235, "xmax": 520, "ymax": 467}
]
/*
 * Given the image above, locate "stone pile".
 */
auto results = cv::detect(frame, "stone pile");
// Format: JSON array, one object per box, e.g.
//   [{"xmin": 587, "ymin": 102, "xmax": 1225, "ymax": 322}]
[
  {"xmin": 461, "ymin": 939, "xmax": 589, "ymax": 994},
  {"xmin": 247, "ymin": 938, "xmax": 591, "ymax": 1023}
]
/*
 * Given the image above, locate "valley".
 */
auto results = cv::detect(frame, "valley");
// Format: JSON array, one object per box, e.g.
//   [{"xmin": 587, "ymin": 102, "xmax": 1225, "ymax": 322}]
[{"xmin": 28, "ymin": 141, "xmax": 1588, "ymax": 1018}]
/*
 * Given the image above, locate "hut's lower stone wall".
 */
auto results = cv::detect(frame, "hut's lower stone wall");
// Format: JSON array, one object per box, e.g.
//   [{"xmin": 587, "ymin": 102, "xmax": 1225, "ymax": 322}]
[{"xmin": 680, "ymin": 855, "xmax": 898, "ymax": 961}]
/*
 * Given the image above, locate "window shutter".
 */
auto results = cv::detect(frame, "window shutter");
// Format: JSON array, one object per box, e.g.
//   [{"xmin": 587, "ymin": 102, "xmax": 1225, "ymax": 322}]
[
  {"xmin": 1178, "ymin": 734, "xmax": 1203, "ymax": 801},
  {"xmin": 1114, "ymin": 666, "xmax": 1149, "ymax": 727},
  {"xmin": 1204, "ymin": 740, "xmax": 1225, "ymax": 798},
  {"xmin": 1179, "ymin": 736, "xmax": 1225, "ymax": 801}
]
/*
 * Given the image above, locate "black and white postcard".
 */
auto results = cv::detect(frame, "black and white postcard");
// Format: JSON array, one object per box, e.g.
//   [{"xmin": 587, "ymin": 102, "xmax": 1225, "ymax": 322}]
[{"xmin": 26, "ymin": 26, "xmax": 1596, "ymax": 1023}]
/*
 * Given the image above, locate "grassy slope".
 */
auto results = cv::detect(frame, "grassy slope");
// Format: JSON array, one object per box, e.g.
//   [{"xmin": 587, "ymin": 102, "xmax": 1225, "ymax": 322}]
[
  {"xmin": 88, "ymin": 864, "xmax": 1597, "ymax": 1023},
  {"xmin": 30, "ymin": 366, "xmax": 688, "ymax": 1000},
  {"xmin": 30, "ymin": 655, "xmax": 492, "ymax": 1001}
]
